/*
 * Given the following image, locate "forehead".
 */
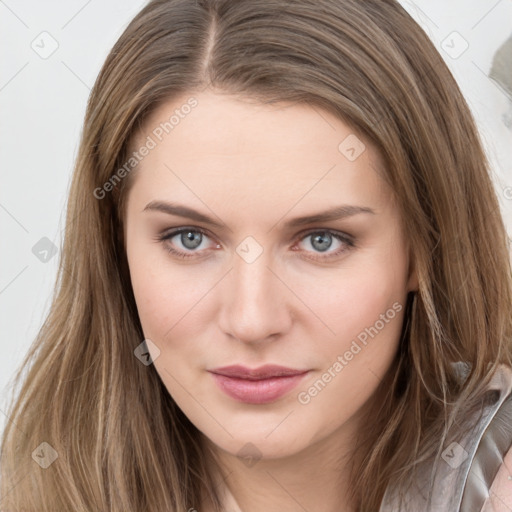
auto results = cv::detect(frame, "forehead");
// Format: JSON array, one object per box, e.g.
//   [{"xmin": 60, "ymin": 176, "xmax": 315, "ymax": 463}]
[{"xmin": 126, "ymin": 90, "xmax": 392, "ymax": 217}]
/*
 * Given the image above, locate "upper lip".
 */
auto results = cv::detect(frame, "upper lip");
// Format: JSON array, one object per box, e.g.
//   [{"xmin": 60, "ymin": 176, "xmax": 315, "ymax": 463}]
[{"xmin": 208, "ymin": 364, "xmax": 309, "ymax": 380}]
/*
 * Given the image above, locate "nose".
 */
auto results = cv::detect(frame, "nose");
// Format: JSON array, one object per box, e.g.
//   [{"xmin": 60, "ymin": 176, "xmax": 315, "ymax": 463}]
[{"xmin": 217, "ymin": 247, "xmax": 293, "ymax": 345}]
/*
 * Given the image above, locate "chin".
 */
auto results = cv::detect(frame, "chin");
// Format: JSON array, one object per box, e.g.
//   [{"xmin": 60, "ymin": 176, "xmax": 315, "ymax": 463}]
[{"xmin": 202, "ymin": 424, "xmax": 315, "ymax": 464}]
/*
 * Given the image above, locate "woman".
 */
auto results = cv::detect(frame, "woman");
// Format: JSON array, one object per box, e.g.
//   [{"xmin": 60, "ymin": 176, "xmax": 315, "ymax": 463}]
[{"xmin": 1, "ymin": 0, "xmax": 511, "ymax": 510}]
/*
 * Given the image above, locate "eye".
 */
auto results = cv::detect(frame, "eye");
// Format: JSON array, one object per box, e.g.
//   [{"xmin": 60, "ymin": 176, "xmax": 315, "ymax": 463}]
[
  {"xmin": 155, "ymin": 227, "xmax": 355, "ymax": 261},
  {"xmin": 155, "ymin": 227, "xmax": 219, "ymax": 259},
  {"xmin": 294, "ymin": 229, "xmax": 355, "ymax": 261}
]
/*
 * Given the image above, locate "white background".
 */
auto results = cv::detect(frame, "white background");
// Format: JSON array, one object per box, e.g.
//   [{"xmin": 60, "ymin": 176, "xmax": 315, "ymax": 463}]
[{"xmin": 1, "ymin": 0, "xmax": 511, "ymax": 439}]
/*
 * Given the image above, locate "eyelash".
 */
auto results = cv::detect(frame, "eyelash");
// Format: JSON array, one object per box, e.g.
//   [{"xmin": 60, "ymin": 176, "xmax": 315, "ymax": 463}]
[{"xmin": 154, "ymin": 227, "xmax": 356, "ymax": 262}]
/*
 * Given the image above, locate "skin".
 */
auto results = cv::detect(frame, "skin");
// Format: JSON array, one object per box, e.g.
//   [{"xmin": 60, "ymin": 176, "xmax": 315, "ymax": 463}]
[{"xmin": 123, "ymin": 89, "xmax": 418, "ymax": 511}]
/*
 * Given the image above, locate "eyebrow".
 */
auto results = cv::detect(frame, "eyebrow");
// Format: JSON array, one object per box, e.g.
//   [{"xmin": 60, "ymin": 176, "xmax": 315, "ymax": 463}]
[{"xmin": 143, "ymin": 200, "xmax": 376, "ymax": 229}]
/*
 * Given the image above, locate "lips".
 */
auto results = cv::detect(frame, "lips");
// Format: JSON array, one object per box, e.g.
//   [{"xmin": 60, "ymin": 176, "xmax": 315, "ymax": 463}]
[
  {"xmin": 208, "ymin": 364, "xmax": 310, "ymax": 404},
  {"xmin": 209, "ymin": 364, "xmax": 308, "ymax": 379}
]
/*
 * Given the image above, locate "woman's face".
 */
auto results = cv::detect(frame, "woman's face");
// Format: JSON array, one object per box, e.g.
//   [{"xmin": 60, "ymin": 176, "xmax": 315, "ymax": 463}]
[{"xmin": 124, "ymin": 89, "xmax": 417, "ymax": 460}]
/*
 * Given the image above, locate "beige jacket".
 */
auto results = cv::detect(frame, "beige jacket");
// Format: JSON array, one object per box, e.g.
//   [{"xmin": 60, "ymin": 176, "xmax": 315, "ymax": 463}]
[{"xmin": 379, "ymin": 364, "xmax": 512, "ymax": 512}]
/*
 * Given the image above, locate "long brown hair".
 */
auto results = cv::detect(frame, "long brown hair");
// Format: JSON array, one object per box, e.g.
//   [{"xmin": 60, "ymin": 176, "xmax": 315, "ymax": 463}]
[{"xmin": 2, "ymin": 0, "xmax": 511, "ymax": 510}]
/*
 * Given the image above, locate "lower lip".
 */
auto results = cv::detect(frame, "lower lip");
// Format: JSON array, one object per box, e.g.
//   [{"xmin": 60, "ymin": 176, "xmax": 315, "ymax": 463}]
[{"xmin": 209, "ymin": 372, "xmax": 309, "ymax": 404}]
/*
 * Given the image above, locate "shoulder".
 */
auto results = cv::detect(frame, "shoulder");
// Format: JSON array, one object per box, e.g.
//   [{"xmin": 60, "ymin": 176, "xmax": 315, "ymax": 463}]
[
  {"xmin": 459, "ymin": 362, "xmax": 512, "ymax": 512},
  {"xmin": 481, "ymin": 444, "xmax": 512, "ymax": 511},
  {"xmin": 479, "ymin": 361, "xmax": 512, "ymax": 512}
]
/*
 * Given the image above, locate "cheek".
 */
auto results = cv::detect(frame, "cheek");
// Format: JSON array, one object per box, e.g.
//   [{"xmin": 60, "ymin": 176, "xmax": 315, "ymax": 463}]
[
  {"xmin": 295, "ymin": 255, "xmax": 407, "ymax": 344},
  {"xmin": 127, "ymin": 249, "xmax": 223, "ymax": 354},
  {"xmin": 128, "ymin": 256, "xmax": 174, "ymax": 339},
  {"xmin": 295, "ymin": 271, "xmax": 405, "ymax": 426}
]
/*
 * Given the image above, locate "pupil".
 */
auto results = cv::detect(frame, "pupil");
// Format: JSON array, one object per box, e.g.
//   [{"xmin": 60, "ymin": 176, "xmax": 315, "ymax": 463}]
[
  {"xmin": 312, "ymin": 233, "xmax": 332, "ymax": 252},
  {"xmin": 182, "ymin": 231, "xmax": 202, "ymax": 249}
]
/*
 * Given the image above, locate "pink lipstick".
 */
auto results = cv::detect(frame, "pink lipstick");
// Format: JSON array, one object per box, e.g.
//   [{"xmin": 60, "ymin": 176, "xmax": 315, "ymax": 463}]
[{"xmin": 208, "ymin": 364, "xmax": 309, "ymax": 404}]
